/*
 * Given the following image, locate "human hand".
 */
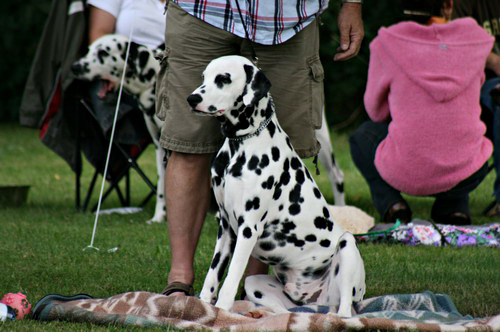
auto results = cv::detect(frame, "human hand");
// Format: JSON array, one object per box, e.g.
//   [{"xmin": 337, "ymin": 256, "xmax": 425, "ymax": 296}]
[
  {"xmin": 334, "ymin": 3, "xmax": 364, "ymax": 61},
  {"xmin": 486, "ymin": 52, "xmax": 500, "ymax": 76}
]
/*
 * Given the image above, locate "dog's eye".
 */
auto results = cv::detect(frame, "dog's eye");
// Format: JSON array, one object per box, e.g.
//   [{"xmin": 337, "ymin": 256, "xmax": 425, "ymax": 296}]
[{"xmin": 214, "ymin": 73, "xmax": 232, "ymax": 88}]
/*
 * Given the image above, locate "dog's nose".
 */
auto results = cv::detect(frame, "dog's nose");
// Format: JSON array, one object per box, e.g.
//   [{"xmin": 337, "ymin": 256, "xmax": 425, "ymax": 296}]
[
  {"xmin": 187, "ymin": 94, "xmax": 202, "ymax": 108},
  {"xmin": 71, "ymin": 62, "xmax": 83, "ymax": 75}
]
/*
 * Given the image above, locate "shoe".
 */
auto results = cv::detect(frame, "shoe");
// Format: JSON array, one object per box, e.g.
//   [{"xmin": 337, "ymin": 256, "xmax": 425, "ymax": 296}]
[
  {"xmin": 483, "ymin": 200, "xmax": 500, "ymax": 217},
  {"xmin": 384, "ymin": 201, "xmax": 412, "ymax": 224},
  {"xmin": 434, "ymin": 212, "xmax": 471, "ymax": 226},
  {"xmin": 161, "ymin": 282, "xmax": 195, "ymax": 296}
]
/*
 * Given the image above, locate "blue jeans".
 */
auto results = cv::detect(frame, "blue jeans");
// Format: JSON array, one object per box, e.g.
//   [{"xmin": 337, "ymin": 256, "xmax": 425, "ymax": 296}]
[
  {"xmin": 349, "ymin": 121, "xmax": 489, "ymax": 221},
  {"xmin": 480, "ymin": 77, "xmax": 500, "ymax": 202}
]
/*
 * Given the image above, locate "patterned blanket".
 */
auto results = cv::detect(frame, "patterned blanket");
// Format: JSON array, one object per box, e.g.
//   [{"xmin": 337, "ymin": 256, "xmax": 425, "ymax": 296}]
[
  {"xmin": 357, "ymin": 221, "xmax": 499, "ymax": 247},
  {"xmin": 32, "ymin": 291, "xmax": 499, "ymax": 331}
]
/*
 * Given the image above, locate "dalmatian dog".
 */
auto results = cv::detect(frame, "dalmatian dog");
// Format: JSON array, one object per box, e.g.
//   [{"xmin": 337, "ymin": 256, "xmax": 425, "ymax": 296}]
[
  {"xmin": 71, "ymin": 34, "xmax": 166, "ymax": 223},
  {"xmin": 316, "ymin": 111, "xmax": 345, "ymax": 206},
  {"xmin": 188, "ymin": 55, "xmax": 365, "ymax": 316}
]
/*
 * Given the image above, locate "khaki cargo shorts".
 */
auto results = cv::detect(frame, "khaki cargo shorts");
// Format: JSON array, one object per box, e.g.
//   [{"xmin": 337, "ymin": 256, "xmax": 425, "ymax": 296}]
[{"xmin": 156, "ymin": 1, "xmax": 324, "ymax": 158}]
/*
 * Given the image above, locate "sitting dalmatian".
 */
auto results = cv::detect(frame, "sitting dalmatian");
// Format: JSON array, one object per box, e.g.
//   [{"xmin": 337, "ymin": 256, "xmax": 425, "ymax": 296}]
[
  {"xmin": 71, "ymin": 34, "xmax": 166, "ymax": 223},
  {"xmin": 188, "ymin": 55, "xmax": 365, "ymax": 317}
]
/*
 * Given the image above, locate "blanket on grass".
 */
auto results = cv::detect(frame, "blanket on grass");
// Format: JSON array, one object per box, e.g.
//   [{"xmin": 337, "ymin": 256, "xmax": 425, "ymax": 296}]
[
  {"xmin": 357, "ymin": 221, "xmax": 499, "ymax": 247},
  {"xmin": 32, "ymin": 291, "xmax": 499, "ymax": 331}
]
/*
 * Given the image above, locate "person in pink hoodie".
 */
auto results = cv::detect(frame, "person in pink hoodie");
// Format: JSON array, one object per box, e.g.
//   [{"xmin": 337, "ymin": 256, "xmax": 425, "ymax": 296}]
[{"xmin": 349, "ymin": 0, "xmax": 494, "ymax": 225}]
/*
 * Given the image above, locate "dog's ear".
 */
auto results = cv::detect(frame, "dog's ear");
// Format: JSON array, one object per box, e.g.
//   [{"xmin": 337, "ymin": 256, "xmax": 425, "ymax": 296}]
[{"xmin": 242, "ymin": 65, "xmax": 271, "ymax": 106}]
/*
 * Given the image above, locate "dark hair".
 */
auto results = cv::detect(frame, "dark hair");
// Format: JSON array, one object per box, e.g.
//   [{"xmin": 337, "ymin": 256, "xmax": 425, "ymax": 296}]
[{"xmin": 400, "ymin": 0, "xmax": 448, "ymax": 24}]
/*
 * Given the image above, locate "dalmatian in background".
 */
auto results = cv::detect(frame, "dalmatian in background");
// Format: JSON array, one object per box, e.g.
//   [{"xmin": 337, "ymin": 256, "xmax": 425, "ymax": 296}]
[
  {"xmin": 188, "ymin": 55, "xmax": 365, "ymax": 316},
  {"xmin": 71, "ymin": 34, "xmax": 166, "ymax": 223},
  {"xmin": 316, "ymin": 111, "xmax": 345, "ymax": 206}
]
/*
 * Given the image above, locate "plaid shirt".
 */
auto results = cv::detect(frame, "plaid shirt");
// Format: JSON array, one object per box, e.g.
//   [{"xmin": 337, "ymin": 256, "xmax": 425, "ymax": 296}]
[{"xmin": 171, "ymin": 0, "xmax": 329, "ymax": 45}]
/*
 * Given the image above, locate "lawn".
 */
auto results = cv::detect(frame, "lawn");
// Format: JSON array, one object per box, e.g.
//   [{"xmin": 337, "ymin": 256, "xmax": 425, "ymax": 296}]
[{"xmin": 0, "ymin": 122, "xmax": 498, "ymax": 330}]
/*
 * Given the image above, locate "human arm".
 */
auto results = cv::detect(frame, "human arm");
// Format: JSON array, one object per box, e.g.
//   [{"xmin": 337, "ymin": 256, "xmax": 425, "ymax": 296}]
[
  {"xmin": 363, "ymin": 45, "xmax": 391, "ymax": 122},
  {"xmin": 333, "ymin": 2, "xmax": 364, "ymax": 61},
  {"xmin": 88, "ymin": 5, "xmax": 117, "ymax": 44},
  {"xmin": 486, "ymin": 52, "xmax": 500, "ymax": 76}
]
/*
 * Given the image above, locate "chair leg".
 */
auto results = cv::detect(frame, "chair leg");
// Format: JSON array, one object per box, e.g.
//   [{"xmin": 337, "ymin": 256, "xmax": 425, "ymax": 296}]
[{"xmin": 82, "ymin": 170, "xmax": 99, "ymax": 211}]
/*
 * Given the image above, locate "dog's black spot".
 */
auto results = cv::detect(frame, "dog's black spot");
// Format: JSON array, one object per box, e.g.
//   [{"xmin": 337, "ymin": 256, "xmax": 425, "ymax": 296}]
[
  {"xmin": 248, "ymin": 155, "xmax": 259, "ymax": 171},
  {"xmin": 289, "ymin": 184, "xmax": 302, "ymax": 204},
  {"xmin": 208, "ymin": 105, "xmax": 217, "ymax": 112},
  {"xmin": 267, "ymin": 121, "xmax": 276, "ymax": 138},
  {"xmin": 214, "ymin": 73, "xmax": 232, "ymax": 88},
  {"xmin": 281, "ymin": 221, "xmax": 296, "ymax": 233},
  {"xmin": 229, "ymin": 153, "xmax": 246, "ymax": 177},
  {"xmin": 271, "ymin": 147, "xmax": 280, "ymax": 161},
  {"xmin": 353, "ymin": 287, "xmax": 356, "ymax": 297},
  {"xmin": 320, "ymin": 239, "xmax": 331, "ymax": 248},
  {"xmin": 313, "ymin": 266, "xmax": 328, "ymax": 279},
  {"xmin": 313, "ymin": 187, "xmax": 321, "ymax": 199},
  {"xmin": 254, "ymin": 291, "xmax": 263, "ymax": 299},
  {"xmin": 245, "ymin": 197, "xmax": 260, "ymax": 211},
  {"xmin": 211, "ymin": 252, "xmax": 221, "ymax": 269},
  {"xmin": 305, "ymin": 168, "xmax": 313, "ymax": 181},
  {"xmin": 261, "ymin": 230, "xmax": 270, "ymax": 239},
  {"xmin": 283, "ymin": 158, "xmax": 290, "ymax": 171},
  {"xmin": 230, "ymin": 109, "xmax": 239, "ymax": 118},
  {"xmin": 305, "ymin": 234, "xmax": 317, "ymax": 242},
  {"xmin": 279, "ymin": 204, "xmax": 284, "ymax": 211},
  {"xmin": 339, "ymin": 240, "xmax": 347, "ymax": 249},
  {"xmin": 289, "ymin": 204, "xmax": 301, "ymax": 215},
  {"xmin": 221, "ymin": 217, "xmax": 229, "ymax": 229},
  {"xmin": 97, "ymin": 49, "xmax": 110, "ymax": 64},
  {"xmin": 291, "ymin": 157, "xmax": 301, "ymax": 170},
  {"xmin": 238, "ymin": 216, "xmax": 245, "ymax": 226},
  {"xmin": 229, "ymin": 139, "xmax": 243, "ymax": 155},
  {"xmin": 259, "ymin": 241, "xmax": 275, "ymax": 251},
  {"xmin": 262, "ymin": 175, "xmax": 274, "ymax": 190},
  {"xmin": 273, "ymin": 187, "xmax": 282, "ymax": 200},
  {"xmin": 267, "ymin": 256, "xmax": 282, "ymax": 265},
  {"xmin": 323, "ymin": 207, "xmax": 330, "ymax": 218},
  {"xmin": 243, "ymin": 227, "xmax": 252, "ymax": 238},
  {"xmin": 286, "ymin": 137, "xmax": 293, "ymax": 150},
  {"xmin": 260, "ymin": 212, "xmax": 268, "ymax": 222},
  {"xmin": 334, "ymin": 264, "xmax": 340, "ymax": 276},
  {"xmin": 259, "ymin": 155, "xmax": 269, "ymax": 169},
  {"xmin": 244, "ymin": 64, "xmax": 254, "ymax": 84},
  {"xmin": 295, "ymin": 169, "xmax": 305, "ymax": 184},
  {"xmin": 213, "ymin": 151, "xmax": 229, "ymax": 178},
  {"xmin": 217, "ymin": 256, "xmax": 230, "ymax": 282},
  {"xmin": 314, "ymin": 217, "xmax": 333, "ymax": 231}
]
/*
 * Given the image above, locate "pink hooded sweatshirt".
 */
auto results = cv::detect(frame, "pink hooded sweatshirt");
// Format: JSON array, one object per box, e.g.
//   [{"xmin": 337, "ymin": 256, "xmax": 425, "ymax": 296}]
[{"xmin": 364, "ymin": 17, "xmax": 494, "ymax": 196}]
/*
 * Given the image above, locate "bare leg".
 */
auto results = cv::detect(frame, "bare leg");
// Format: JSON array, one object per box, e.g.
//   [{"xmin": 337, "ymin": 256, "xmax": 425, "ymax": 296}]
[
  {"xmin": 246, "ymin": 257, "xmax": 268, "ymax": 276},
  {"xmin": 165, "ymin": 151, "xmax": 212, "ymax": 293}
]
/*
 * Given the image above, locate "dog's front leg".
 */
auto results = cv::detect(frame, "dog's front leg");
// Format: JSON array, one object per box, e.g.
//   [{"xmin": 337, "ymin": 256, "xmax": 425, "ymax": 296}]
[
  {"xmin": 200, "ymin": 221, "xmax": 235, "ymax": 304},
  {"xmin": 215, "ymin": 225, "xmax": 259, "ymax": 311}
]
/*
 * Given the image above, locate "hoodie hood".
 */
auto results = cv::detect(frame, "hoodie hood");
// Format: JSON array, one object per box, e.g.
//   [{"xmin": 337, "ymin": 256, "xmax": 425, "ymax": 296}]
[{"xmin": 374, "ymin": 17, "xmax": 494, "ymax": 102}]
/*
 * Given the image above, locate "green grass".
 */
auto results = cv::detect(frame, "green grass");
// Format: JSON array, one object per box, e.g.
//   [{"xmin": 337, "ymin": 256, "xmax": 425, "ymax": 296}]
[{"xmin": 0, "ymin": 122, "xmax": 499, "ymax": 330}]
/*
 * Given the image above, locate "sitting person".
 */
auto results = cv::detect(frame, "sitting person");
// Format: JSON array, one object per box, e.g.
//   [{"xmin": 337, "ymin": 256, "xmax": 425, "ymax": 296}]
[
  {"xmin": 452, "ymin": 0, "xmax": 500, "ymax": 217},
  {"xmin": 349, "ymin": 0, "xmax": 494, "ymax": 225}
]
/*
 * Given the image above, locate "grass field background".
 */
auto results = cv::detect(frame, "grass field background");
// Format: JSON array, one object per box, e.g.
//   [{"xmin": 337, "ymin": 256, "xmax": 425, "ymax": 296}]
[{"xmin": 0, "ymin": 122, "xmax": 498, "ymax": 330}]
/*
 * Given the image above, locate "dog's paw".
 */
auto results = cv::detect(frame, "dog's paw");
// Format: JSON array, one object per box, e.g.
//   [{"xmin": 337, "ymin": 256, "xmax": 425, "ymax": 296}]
[{"xmin": 146, "ymin": 217, "xmax": 164, "ymax": 225}]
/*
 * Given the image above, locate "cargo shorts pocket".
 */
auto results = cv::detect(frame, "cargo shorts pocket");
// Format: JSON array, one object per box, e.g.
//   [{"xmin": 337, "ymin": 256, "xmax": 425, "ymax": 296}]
[
  {"xmin": 155, "ymin": 48, "xmax": 170, "ymax": 121},
  {"xmin": 308, "ymin": 55, "xmax": 325, "ymax": 129}
]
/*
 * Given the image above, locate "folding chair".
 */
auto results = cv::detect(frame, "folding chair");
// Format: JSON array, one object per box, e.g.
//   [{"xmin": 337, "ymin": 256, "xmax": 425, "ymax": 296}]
[
  {"xmin": 20, "ymin": 0, "xmax": 158, "ymax": 212},
  {"xmin": 74, "ymin": 85, "xmax": 157, "ymax": 212}
]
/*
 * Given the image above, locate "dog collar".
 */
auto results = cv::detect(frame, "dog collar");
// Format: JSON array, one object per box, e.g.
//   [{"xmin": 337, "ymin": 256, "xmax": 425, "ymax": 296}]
[{"xmin": 228, "ymin": 110, "xmax": 275, "ymax": 142}]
